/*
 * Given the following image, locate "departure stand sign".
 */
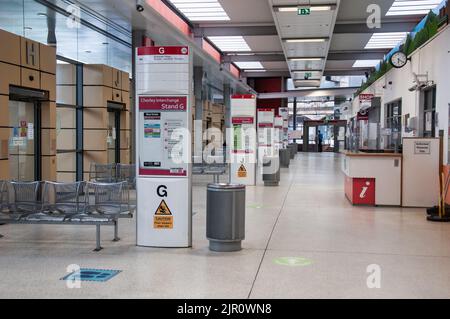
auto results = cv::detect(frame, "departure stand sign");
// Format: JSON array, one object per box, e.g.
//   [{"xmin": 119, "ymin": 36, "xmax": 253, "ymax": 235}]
[{"xmin": 136, "ymin": 46, "xmax": 192, "ymax": 248}]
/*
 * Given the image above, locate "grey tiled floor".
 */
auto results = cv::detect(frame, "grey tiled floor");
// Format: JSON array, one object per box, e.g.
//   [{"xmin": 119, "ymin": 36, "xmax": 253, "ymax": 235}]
[{"xmin": 1, "ymin": 153, "xmax": 449, "ymax": 298}]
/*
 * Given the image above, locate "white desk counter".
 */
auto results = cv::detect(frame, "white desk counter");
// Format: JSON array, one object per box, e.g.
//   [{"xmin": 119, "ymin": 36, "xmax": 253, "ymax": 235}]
[{"xmin": 342, "ymin": 151, "xmax": 402, "ymax": 206}]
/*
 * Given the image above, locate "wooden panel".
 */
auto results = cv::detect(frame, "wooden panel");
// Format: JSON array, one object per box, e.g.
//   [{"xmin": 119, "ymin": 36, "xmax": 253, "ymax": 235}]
[
  {"xmin": 40, "ymin": 72, "xmax": 56, "ymax": 101},
  {"xmin": 39, "ymin": 44, "xmax": 56, "ymax": 74},
  {"xmin": 120, "ymin": 130, "xmax": 130, "ymax": 149},
  {"xmin": 56, "ymin": 152, "xmax": 76, "ymax": 172},
  {"xmin": 112, "ymin": 68, "xmax": 122, "ymax": 89},
  {"xmin": 84, "ymin": 107, "xmax": 107, "ymax": 129},
  {"xmin": 0, "ymin": 127, "xmax": 9, "ymax": 159},
  {"xmin": 122, "ymin": 90, "xmax": 130, "ymax": 110},
  {"xmin": 56, "ymin": 85, "xmax": 76, "ymax": 105},
  {"xmin": 42, "ymin": 155, "xmax": 57, "ymax": 181},
  {"xmin": 21, "ymin": 67, "xmax": 40, "ymax": 89},
  {"xmin": 0, "ymin": 159, "xmax": 9, "ymax": 180},
  {"xmin": 0, "ymin": 29, "xmax": 21, "ymax": 65},
  {"xmin": 56, "ymin": 64, "xmax": 76, "ymax": 85},
  {"xmin": 84, "ymin": 150, "xmax": 107, "ymax": 171},
  {"xmin": 112, "ymin": 89, "xmax": 122, "ymax": 103},
  {"xmin": 56, "ymin": 128, "xmax": 76, "ymax": 149},
  {"xmin": 57, "ymin": 172, "xmax": 76, "ymax": 183},
  {"xmin": 41, "ymin": 102, "xmax": 56, "ymax": 129},
  {"xmin": 0, "ymin": 95, "xmax": 10, "ymax": 127},
  {"xmin": 41, "ymin": 129, "xmax": 56, "ymax": 156},
  {"xmin": 121, "ymin": 71, "xmax": 130, "ymax": 91},
  {"xmin": 0, "ymin": 62, "xmax": 20, "ymax": 95},
  {"xmin": 120, "ymin": 149, "xmax": 130, "ymax": 164},
  {"xmin": 83, "ymin": 64, "xmax": 113, "ymax": 87},
  {"xmin": 20, "ymin": 38, "xmax": 40, "ymax": 70},
  {"xmin": 120, "ymin": 111, "xmax": 130, "ymax": 130},
  {"xmin": 83, "ymin": 86, "xmax": 112, "ymax": 107},
  {"xmin": 57, "ymin": 108, "xmax": 76, "ymax": 129},
  {"xmin": 84, "ymin": 129, "xmax": 107, "ymax": 151}
]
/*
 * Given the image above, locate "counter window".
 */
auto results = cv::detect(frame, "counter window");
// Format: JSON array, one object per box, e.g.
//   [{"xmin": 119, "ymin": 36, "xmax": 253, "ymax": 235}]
[
  {"xmin": 423, "ymin": 87, "xmax": 436, "ymax": 138},
  {"xmin": 385, "ymin": 100, "xmax": 402, "ymax": 150}
]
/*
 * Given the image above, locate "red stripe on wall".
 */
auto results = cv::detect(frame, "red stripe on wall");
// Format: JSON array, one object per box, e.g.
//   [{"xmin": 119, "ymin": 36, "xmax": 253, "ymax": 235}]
[
  {"xmin": 202, "ymin": 39, "xmax": 221, "ymax": 64},
  {"xmin": 145, "ymin": 0, "xmax": 192, "ymax": 37}
]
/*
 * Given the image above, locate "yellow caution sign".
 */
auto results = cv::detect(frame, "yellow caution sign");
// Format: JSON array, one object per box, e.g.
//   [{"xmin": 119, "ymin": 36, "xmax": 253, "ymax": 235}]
[
  {"xmin": 153, "ymin": 199, "xmax": 173, "ymax": 229},
  {"xmin": 237, "ymin": 164, "xmax": 247, "ymax": 178}
]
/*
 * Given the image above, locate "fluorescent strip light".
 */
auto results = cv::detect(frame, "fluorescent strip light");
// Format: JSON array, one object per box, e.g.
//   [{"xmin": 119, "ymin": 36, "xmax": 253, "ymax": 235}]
[
  {"xmin": 283, "ymin": 38, "xmax": 328, "ymax": 43},
  {"xmin": 244, "ymin": 69, "xmax": 267, "ymax": 72},
  {"xmin": 234, "ymin": 61, "xmax": 264, "ymax": 69},
  {"xmin": 352, "ymin": 60, "xmax": 381, "ymax": 68},
  {"xmin": 208, "ymin": 36, "xmax": 251, "ymax": 52},
  {"xmin": 364, "ymin": 32, "xmax": 409, "ymax": 49},
  {"xmin": 386, "ymin": 0, "xmax": 442, "ymax": 16},
  {"xmin": 168, "ymin": 0, "xmax": 230, "ymax": 21},
  {"xmin": 274, "ymin": 5, "xmax": 335, "ymax": 12},
  {"xmin": 288, "ymin": 57, "xmax": 323, "ymax": 61}
]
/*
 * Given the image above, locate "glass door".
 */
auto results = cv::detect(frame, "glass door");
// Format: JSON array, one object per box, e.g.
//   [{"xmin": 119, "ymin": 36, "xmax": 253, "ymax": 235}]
[
  {"xmin": 107, "ymin": 109, "xmax": 121, "ymax": 164},
  {"xmin": 8, "ymin": 100, "xmax": 39, "ymax": 181}
]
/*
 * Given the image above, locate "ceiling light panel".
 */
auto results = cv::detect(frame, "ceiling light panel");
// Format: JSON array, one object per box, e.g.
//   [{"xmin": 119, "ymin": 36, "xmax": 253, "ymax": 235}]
[
  {"xmin": 208, "ymin": 36, "xmax": 251, "ymax": 52},
  {"xmin": 168, "ymin": 0, "xmax": 230, "ymax": 21},
  {"xmin": 386, "ymin": 0, "xmax": 442, "ymax": 16},
  {"xmin": 364, "ymin": 32, "xmax": 409, "ymax": 49},
  {"xmin": 234, "ymin": 62, "xmax": 264, "ymax": 69},
  {"xmin": 353, "ymin": 60, "xmax": 382, "ymax": 68}
]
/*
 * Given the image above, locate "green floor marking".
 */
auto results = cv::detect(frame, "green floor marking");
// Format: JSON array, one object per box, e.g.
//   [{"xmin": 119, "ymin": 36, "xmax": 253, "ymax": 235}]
[{"xmin": 273, "ymin": 257, "xmax": 314, "ymax": 267}]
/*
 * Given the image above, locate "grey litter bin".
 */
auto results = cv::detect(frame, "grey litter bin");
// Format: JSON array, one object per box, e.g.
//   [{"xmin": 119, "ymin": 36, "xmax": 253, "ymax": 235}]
[
  {"xmin": 207, "ymin": 183, "xmax": 246, "ymax": 252},
  {"xmin": 262, "ymin": 156, "xmax": 280, "ymax": 186},
  {"xmin": 289, "ymin": 144, "xmax": 297, "ymax": 159},
  {"xmin": 279, "ymin": 148, "xmax": 290, "ymax": 168}
]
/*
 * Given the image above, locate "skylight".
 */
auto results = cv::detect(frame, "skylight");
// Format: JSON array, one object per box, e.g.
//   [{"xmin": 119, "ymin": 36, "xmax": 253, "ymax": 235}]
[
  {"xmin": 364, "ymin": 32, "xmax": 409, "ymax": 49},
  {"xmin": 208, "ymin": 36, "xmax": 251, "ymax": 52},
  {"xmin": 233, "ymin": 62, "xmax": 264, "ymax": 70},
  {"xmin": 386, "ymin": 0, "xmax": 442, "ymax": 16},
  {"xmin": 352, "ymin": 60, "xmax": 381, "ymax": 68},
  {"xmin": 168, "ymin": 0, "xmax": 230, "ymax": 21}
]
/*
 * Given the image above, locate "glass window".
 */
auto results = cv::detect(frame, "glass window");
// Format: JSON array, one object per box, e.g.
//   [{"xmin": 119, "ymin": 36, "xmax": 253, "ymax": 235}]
[{"xmin": 385, "ymin": 100, "xmax": 402, "ymax": 150}]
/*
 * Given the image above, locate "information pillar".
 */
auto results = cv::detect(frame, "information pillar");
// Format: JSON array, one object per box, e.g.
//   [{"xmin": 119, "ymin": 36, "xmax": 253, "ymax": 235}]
[{"xmin": 135, "ymin": 46, "xmax": 192, "ymax": 247}]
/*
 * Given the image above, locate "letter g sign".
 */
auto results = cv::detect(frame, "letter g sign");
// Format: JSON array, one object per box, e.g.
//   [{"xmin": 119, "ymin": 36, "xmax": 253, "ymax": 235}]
[
  {"xmin": 159, "ymin": 47, "xmax": 165, "ymax": 54},
  {"xmin": 157, "ymin": 185, "xmax": 168, "ymax": 198}
]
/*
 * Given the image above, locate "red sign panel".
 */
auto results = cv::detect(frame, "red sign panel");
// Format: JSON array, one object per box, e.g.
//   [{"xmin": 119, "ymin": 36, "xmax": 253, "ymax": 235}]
[
  {"xmin": 137, "ymin": 46, "xmax": 189, "ymax": 56},
  {"xmin": 232, "ymin": 117, "xmax": 254, "ymax": 125},
  {"xmin": 350, "ymin": 178, "xmax": 376, "ymax": 205},
  {"xmin": 139, "ymin": 96, "xmax": 187, "ymax": 111},
  {"xmin": 359, "ymin": 93, "xmax": 374, "ymax": 101},
  {"xmin": 258, "ymin": 123, "xmax": 274, "ymax": 128},
  {"xmin": 231, "ymin": 94, "xmax": 256, "ymax": 99}
]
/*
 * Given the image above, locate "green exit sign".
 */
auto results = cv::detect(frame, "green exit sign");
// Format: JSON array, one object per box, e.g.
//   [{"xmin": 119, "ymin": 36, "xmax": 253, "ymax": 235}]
[{"xmin": 298, "ymin": 6, "xmax": 311, "ymax": 15}]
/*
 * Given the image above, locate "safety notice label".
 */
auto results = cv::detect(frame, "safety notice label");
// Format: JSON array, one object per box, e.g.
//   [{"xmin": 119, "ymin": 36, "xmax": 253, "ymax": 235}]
[{"xmin": 154, "ymin": 199, "xmax": 174, "ymax": 229}]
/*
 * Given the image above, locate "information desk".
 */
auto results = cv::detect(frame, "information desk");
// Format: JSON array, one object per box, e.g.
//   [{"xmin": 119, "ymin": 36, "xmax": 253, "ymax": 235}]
[{"xmin": 342, "ymin": 151, "xmax": 402, "ymax": 206}]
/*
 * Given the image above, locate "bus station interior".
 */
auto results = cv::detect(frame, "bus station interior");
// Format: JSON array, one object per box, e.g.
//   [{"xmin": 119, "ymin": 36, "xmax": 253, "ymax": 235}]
[{"xmin": 1, "ymin": 0, "xmax": 450, "ymax": 299}]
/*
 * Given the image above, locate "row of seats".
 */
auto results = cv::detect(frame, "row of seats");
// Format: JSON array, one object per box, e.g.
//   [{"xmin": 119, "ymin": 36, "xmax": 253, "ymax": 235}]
[
  {"xmin": 89, "ymin": 163, "xmax": 136, "ymax": 186},
  {"xmin": 0, "ymin": 180, "xmax": 136, "ymax": 251}
]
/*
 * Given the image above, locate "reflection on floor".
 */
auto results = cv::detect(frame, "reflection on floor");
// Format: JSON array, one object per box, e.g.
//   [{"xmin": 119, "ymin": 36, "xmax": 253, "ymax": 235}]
[{"xmin": 1, "ymin": 153, "xmax": 450, "ymax": 298}]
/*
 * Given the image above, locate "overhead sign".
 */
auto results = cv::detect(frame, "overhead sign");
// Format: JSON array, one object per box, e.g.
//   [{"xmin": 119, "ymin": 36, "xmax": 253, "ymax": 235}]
[
  {"xmin": 359, "ymin": 93, "xmax": 374, "ymax": 110},
  {"xmin": 298, "ymin": 6, "xmax": 311, "ymax": 15},
  {"xmin": 137, "ymin": 46, "xmax": 189, "ymax": 64}
]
